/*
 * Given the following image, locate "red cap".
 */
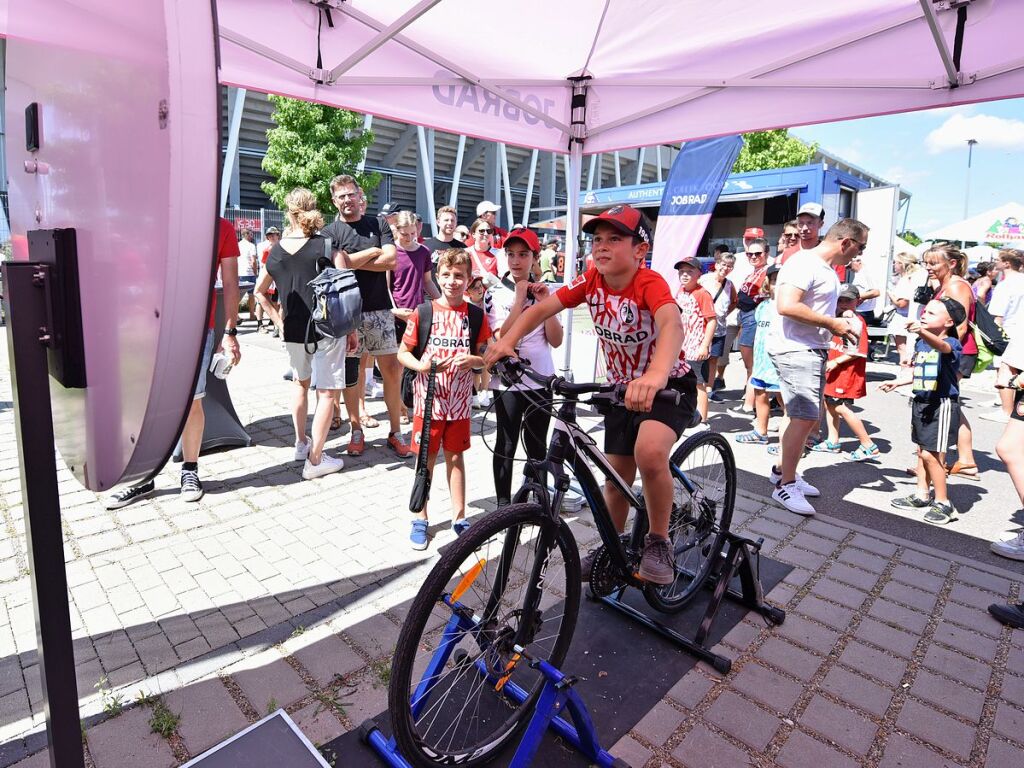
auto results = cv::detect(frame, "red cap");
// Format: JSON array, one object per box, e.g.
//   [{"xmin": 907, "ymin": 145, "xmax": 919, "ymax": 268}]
[
  {"xmin": 503, "ymin": 226, "xmax": 541, "ymax": 253},
  {"xmin": 743, "ymin": 227, "xmax": 765, "ymax": 239},
  {"xmin": 582, "ymin": 205, "xmax": 653, "ymax": 247}
]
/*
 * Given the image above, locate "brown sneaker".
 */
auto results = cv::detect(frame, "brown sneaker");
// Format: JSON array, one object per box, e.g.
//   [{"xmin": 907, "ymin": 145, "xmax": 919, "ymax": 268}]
[
  {"xmin": 638, "ymin": 534, "xmax": 674, "ymax": 585},
  {"xmin": 580, "ymin": 547, "xmax": 601, "ymax": 582},
  {"xmin": 387, "ymin": 432, "xmax": 413, "ymax": 459}
]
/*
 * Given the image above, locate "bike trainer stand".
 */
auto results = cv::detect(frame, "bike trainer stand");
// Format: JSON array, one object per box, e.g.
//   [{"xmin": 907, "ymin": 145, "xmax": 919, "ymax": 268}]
[
  {"xmin": 595, "ymin": 531, "xmax": 786, "ymax": 674},
  {"xmin": 361, "ymin": 606, "xmax": 630, "ymax": 767}
]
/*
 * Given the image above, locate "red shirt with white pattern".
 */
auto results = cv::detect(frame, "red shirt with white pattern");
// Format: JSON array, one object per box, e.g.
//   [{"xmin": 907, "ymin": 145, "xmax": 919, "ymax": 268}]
[
  {"xmin": 402, "ymin": 300, "xmax": 491, "ymax": 421},
  {"xmin": 555, "ymin": 267, "xmax": 690, "ymax": 384},
  {"xmin": 675, "ymin": 285, "xmax": 717, "ymax": 360}
]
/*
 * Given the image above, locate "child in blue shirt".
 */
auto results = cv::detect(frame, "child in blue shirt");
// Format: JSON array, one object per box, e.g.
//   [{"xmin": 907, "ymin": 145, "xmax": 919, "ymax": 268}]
[
  {"xmin": 880, "ymin": 298, "xmax": 965, "ymax": 525},
  {"xmin": 736, "ymin": 266, "xmax": 781, "ymax": 445}
]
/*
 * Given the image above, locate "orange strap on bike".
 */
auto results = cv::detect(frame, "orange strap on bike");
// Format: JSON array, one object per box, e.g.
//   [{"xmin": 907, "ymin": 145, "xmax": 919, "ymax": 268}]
[{"xmin": 450, "ymin": 559, "xmax": 486, "ymax": 604}]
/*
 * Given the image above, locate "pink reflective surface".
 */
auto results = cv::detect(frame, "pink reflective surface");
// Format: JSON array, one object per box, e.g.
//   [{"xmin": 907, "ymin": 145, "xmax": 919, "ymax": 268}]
[{"xmin": 4, "ymin": 0, "xmax": 219, "ymax": 490}]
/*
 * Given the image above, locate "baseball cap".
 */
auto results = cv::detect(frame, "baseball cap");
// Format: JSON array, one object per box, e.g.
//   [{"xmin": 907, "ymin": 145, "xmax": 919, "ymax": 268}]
[
  {"xmin": 838, "ymin": 284, "xmax": 861, "ymax": 301},
  {"xmin": 582, "ymin": 205, "xmax": 653, "ymax": 247},
  {"xmin": 797, "ymin": 202, "xmax": 825, "ymax": 219},
  {"xmin": 504, "ymin": 226, "xmax": 541, "ymax": 253},
  {"xmin": 379, "ymin": 201, "xmax": 399, "ymax": 217},
  {"xmin": 743, "ymin": 227, "xmax": 765, "ymax": 239},
  {"xmin": 476, "ymin": 200, "xmax": 501, "ymax": 216},
  {"xmin": 939, "ymin": 297, "xmax": 967, "ymax": 328},
  {"xmin": 673, "ymin": 255, "xmax": 701, "ymax": 270},
  {"xmin": 264, "ymin": 226, "xmax": 281, "ymax": 235}
]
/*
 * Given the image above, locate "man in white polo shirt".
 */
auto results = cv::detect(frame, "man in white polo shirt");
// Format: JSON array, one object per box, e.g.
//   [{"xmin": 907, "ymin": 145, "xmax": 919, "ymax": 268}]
[{"xmin": 768, "ymin": 218, "xmax": 869, "ymax": 515}]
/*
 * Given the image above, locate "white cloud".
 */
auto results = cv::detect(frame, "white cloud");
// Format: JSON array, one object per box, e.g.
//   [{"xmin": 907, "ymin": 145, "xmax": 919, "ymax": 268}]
[
  {"xmin": 925, "ymin": 113, "xmax": 1024, "ymax": 154},
  {"xmin": 881, "ymin": 165, "xmax": 930, "ymax": 186}
]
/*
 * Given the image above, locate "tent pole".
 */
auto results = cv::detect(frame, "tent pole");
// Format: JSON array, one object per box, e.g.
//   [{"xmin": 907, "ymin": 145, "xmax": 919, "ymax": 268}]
[
  {"xmin": 522, "ymin": 149, "xmax": 539, "ymax": 226},
  {"xmin": 561, "ymin": 142, "xmax": 583, "ymax": 378},
  {"xmin": 499, "ymin": 143, "xmax": 515, "ymax": 228},
  {"xmin": 357, "ymin": 114, "xmax": 374, "ymax": 172},
  {"xmin": 416, "ymin": 126, "xmax": 438, "ymax": 236}
]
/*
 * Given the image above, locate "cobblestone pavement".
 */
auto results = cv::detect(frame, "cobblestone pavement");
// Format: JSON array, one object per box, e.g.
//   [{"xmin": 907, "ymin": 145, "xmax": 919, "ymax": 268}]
[{"xmin": 0, "ymin": 325, "xmax": 1022, "ymax": 767}]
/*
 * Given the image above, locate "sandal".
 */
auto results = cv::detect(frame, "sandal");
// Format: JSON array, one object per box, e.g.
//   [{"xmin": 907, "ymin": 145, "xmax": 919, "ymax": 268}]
[
  {"xmin": 849, "ymin": 444, "xmax": 880, "ymax": 461},
  {"xmin": 735, "ymin": 430, "xmax": 769, "ymax": 445},
  {"xmin": 400, "ymin": 413, "xmax": 411, "ymax": 425},
  {"xmin": 947, "ymin": 461, "xmax": 980, "ymax": 481},
  {"xmin": 330, "ymin": 416, "xmax": 344, "ymax": 431},
  {"xmin": 810, "ymin": 439, "xmax": 841, "ymax": 453},
  {"xmin": 361, "ymin": 415, "xmax": 381, "ymax": 429}
]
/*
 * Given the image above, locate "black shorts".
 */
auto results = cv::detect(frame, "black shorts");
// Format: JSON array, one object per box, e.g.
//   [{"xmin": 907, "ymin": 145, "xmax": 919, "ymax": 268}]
[
  {"xmin": 1013, "ymin": 389, "xmax": 1024, "ymax": 423},
  {"xmin": 604, "ymin": 374, "xmax": 698, "ymax": 456},
  {"xmin": 911, "ymin": 397, "xmax": 960, "ymax": 453},
  {"xmin": 825, "ymin": 395, "xmax": 854, "ymax": 407},
  {"xmin": 690, "ymin": 359, "xmax": 710, "ymax": 385},
  {"xmin": 958, "ymin": 353, "xmax": 978, "ymax": 379}
]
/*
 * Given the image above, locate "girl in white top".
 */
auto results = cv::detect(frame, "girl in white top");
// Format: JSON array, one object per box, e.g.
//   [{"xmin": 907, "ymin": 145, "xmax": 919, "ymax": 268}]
[{"xmin": 484, "ymin": 227, "xmax": 563, "ymax": 507}]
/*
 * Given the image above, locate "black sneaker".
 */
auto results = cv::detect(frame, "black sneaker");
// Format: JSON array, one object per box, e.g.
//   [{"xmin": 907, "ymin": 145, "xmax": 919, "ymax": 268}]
[
  {"xmin": 890, "ymin": 494, "xmax": 932, "ymax": 510},
  {"xmin": 638, "ymin": 534, "xmax": 674, "ymax": 585},
  {"xmin": 104, "ymin": 481, "xmax": 156, "ymax": 510},
  {"xmin": 712, "ymin": 377, "xmax": 725, "ymax": 391},
  {"xmin": 180, "ymin": 470, "xmax": 204, "ymax": 502},
  {"xmin": 580, "ymin": 547, "xmax": 601, "ymax": 581},
  {"xmin": 923, "ymin": 501, "xmax": 958, "ymax": 526},
  {"xmin": 988, "ymin": 602, "xmax": 1024, "ymax": 629}
]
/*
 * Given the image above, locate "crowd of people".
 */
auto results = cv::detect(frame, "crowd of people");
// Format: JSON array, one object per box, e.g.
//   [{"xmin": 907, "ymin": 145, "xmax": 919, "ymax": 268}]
[{"xmin": 103, "ymin": 187, "xmax": 1024, "ymax": 580}]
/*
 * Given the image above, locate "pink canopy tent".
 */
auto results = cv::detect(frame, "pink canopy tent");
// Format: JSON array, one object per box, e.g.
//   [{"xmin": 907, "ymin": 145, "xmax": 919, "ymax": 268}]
[{"xmin": 215, "ymin": 0, "xmax": 1024, "ymax": 364}]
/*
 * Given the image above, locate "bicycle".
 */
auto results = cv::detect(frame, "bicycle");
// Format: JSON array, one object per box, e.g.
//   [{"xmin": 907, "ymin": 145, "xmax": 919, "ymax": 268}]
[{"xmin": 387, "ymin": 358, "xmax": 737, "ymax": 767}]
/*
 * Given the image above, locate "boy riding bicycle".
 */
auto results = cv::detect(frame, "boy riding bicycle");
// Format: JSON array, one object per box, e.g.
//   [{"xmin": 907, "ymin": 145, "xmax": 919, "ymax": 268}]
[{"xmin": 485, "ymin": 205, "xmax": 697, "ymax": 584}]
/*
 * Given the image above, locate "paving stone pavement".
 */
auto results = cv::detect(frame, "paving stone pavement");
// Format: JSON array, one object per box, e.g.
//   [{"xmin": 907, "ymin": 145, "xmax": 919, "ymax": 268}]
[{"xmin": 1, "ymin": 326, "xmax": 1023, "ymax": 767}]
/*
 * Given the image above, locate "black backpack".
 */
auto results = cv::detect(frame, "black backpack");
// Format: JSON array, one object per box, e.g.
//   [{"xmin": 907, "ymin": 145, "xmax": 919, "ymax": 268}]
[
  {"xmin": 306, "ymin": 238, "xmax": 362, "ymax": 352},
  {"xmin": 972, "ymin": 300, "xmax": 1010, "ymax": 356},
  {"xmin": 400, "ymin": 301, "xmax": 485, "ymax": 408}
]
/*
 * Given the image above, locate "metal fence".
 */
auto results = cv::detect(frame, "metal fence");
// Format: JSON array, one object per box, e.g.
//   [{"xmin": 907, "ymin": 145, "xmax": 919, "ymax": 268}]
[{"xmin": 222, "ymin": 206, "xmax": 286, "ymax": 237}]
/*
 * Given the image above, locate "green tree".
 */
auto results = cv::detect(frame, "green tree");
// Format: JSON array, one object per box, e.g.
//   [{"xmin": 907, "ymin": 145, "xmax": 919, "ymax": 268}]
[
  {"xmin": 261, "ymin": 95, "xmax": 380, "ymax": 216},
  {"xmin": 731, "ymin": 129, "xmax": 817, "ymax": 173},
  {"xmin": 898, "ymin": 230, "xmax": 922, "ymax": 246}
]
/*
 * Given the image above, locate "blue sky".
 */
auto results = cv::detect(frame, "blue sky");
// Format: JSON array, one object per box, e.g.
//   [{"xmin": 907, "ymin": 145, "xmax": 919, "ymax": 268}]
[{"xmin": 790, "ymin": 97, "xmax": 1024, "ymax": 238}]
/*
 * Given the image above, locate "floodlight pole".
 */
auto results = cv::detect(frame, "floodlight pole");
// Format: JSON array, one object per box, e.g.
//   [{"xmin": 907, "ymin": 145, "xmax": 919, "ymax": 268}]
[
  {"xmin": 963, "ymin": 138, "xmax": 977, "ymax": 220},
  {"xmin": 1, "ymin": 262, "xmax": 85, "ymax": 768}
]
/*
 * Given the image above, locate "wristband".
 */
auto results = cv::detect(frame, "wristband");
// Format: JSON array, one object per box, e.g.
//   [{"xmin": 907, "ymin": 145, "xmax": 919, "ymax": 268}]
[{"xmin": 223, "ymin": 327, "xmax": 238, "ymax": 337}]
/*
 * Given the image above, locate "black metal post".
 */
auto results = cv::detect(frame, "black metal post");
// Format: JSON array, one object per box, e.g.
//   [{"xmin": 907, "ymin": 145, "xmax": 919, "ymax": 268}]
[{"xmin": 1, "ymin": 261, "xmax": 85, "ymax": 768}]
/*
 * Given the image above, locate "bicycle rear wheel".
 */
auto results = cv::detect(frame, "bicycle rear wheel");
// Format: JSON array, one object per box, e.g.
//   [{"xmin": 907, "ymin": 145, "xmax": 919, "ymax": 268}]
[
  {"xmin": 643, "ymin": 431, "xmax": 735, "ymax": 613},
  {"xmin": 389, "ymin": 503, "xmax": 581, "ymax": 768}
]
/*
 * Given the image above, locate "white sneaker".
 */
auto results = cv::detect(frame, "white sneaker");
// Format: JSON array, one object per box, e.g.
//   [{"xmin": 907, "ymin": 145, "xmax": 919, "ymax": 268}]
[
  {"xmin": 991, "ymin": 531, "xmax": 1024, "ymax": 561},
  {"xmin": 302, "ymin": 453, "xmax": 344, "ymax": 480},
  {"xmin": 769, "ymin": 468, "xmax": 820, "ymax": 497},
  {"xmin": 294, "ymin": 438, "xmax": 311, "ymax": 462},
  {"xmin": 772, "ymin": 482, "xmax": 816, "ymax": 516}
]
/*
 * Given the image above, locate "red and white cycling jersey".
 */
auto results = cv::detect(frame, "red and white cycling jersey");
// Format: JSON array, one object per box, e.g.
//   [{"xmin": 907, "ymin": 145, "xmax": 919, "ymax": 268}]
[
  {"xmin": 556, "ymin": 267, "xmax": 689, "ymax": 384},
  {"xmin": 403, "ymin": 301, "xmax": 491, "ymax": 421}
]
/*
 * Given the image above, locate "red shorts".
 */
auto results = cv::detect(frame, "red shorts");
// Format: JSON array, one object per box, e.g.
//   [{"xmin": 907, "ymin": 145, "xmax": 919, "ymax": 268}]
[{"xmin": 411, "ymin": 416, "xmax": 471, "ymax": 456}]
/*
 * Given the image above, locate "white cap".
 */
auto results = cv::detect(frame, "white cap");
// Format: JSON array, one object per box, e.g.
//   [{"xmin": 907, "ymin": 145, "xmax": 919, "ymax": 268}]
[
  {"xmin": 797, "ymin": 202, "xmax": 825, "ymax": 219},
  {"xmin": 476, "ymin": 200, "xmax": 501, "ymax": 216}
]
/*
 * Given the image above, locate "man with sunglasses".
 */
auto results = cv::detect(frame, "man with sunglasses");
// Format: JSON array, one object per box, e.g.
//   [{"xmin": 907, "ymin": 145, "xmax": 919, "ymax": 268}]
[
  {"xmin": 767, "ymin": 218, "xmax": 868, "ymax": 515},
  {"xmin": 777, "ymin": 220, "xmax": 799, "ymax": 260},
  {"xmin": 781, "ymin": 203, "xmax": 825, "ymax": 265}
]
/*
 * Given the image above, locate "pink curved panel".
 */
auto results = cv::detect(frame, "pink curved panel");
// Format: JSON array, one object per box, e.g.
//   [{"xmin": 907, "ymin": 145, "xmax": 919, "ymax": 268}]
[{"xmin": 4, "ymin": 0, "xmax": 219, "ymax": 490}]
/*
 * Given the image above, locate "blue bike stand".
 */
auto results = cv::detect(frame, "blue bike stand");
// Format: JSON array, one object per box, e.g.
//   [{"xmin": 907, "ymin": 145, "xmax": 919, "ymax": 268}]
[{"xmin": 360, "ymin": 599, "xmax": 630, "ymax": 768}]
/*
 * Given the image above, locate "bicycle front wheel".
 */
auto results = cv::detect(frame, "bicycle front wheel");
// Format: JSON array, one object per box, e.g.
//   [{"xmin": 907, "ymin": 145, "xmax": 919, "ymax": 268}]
[
  {"xmin": 644, "ymin": 430, "xmax": 736, "ymax": 613},
  {"xmin": 389, "ymin": 503, "xmax": 581, "ymax": 768}
]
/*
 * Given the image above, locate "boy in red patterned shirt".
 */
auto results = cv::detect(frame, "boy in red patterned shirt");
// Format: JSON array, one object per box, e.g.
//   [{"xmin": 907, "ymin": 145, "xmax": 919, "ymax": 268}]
[
  {"xmin": 486, "ymin": 205, "xmax": 697, "ymax": 584},
  {"xmin": 398, "ymin": 249, "xmax": 490, "ymax": 550},
  {"xmin": 674, "ymin": 255, "xmax": 718, "ymax": 424}
]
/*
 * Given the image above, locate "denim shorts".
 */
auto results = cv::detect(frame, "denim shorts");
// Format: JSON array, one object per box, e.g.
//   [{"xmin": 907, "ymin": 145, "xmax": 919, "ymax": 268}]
[
  {"xmin": 193, "ymin": 329, "xmax": 216, "ymax": 400},
  {"xmin": 769, "ymin": 348, "xmax": 827, "ymax": 420},
  {"xmin": 738, "ymin": 309, "xmax": 758, "ymax": 348},
  {"xmin": 710, "ymin": 335, "xmax": 727, "ymax": 358}
]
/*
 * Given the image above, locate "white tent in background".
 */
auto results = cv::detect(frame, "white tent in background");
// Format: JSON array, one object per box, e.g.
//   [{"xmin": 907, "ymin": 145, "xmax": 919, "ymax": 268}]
[{"xmin": 924, "ymin": 202, "xmax": 1024, "ymax": 245}]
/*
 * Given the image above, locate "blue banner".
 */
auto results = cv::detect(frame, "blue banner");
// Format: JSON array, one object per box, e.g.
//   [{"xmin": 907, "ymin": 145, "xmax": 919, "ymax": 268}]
[{"xmin": 651, "ymin": 135, "xmax": 743, "ymax": 290}]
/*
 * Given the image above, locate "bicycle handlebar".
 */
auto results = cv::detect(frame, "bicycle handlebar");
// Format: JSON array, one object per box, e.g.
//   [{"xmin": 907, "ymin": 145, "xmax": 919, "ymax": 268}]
[{"xmin": 490, "ymin": 357, "xmax": 683, "ymax": 407}]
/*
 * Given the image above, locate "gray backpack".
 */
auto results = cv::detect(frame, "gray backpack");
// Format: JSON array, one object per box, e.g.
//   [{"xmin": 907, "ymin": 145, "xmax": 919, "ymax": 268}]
[{"xmin": 306, "ymin": 238, "xmax": 362, "ymax": 351}]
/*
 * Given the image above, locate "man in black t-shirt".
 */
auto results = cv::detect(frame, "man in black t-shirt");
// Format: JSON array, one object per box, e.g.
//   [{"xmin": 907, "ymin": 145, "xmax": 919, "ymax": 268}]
[
  {"xmin": 423, "ymin": 204, "xmax": 465, "ymax": 287},
  {"xmin": 323, "ymin": 174, "xmax": 413, "ymax": 460}
]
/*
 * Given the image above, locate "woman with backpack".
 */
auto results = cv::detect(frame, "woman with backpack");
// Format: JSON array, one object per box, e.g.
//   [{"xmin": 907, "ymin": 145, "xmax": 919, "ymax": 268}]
[{"xmin": 254, "ymin": 187, "xmax": 356, "ymax": 480}]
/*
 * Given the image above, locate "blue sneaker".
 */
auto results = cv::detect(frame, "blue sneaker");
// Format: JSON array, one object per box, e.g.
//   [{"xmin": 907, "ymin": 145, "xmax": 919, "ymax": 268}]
[
  {"xmin": 452, "ymin": 520, "xmax": 471, "ymax": 537},
  {"xmin": 410, "ymin": 519, "xmax": 429, "ymax": 550}
]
